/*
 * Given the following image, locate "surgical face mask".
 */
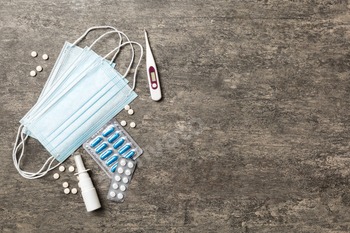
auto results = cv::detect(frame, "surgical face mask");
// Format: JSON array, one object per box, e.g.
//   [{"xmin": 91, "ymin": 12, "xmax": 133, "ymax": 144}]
[{"xmin": 13, "ymin": 26, "xmax": 143, "ymax": 179}]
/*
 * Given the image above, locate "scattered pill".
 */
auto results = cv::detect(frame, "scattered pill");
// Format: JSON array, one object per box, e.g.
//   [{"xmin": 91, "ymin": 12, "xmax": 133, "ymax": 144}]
[
  {"xmin": 110, "ymin": 191, "xmax": 116, "ymax": 197},
  {"xmin": 71, "ymin": 188, "xmax": 78, "ymax": 194},
  {"xmin": 64, "ymin": 188, "xmax": 70, "ymax": 194},
  {"xmin": 117, "ymin": 193, "xmax": 124, "ymax": 199},
  {"xmin": 128, "ymin": 109, "xmax": 134, "ymax": 115},
  {"xmin": 128, "ymin": 162, "xmax": 134, "ymax": 168},
  {"xmin": 118, "ymin": 167, "xmax": 124, "ymax": 174},
  {"xmin": 112, "ymin": 183, "xmax": 119, "ymax": 189},
  {"xmin": 115, "ymin": 175, "xmax": 121, "ymax": 182},
  {"xmin": 125, "ymin": 169, "xmax": 131, "ymax": 176},
  {"xmin": 63, "ymin": 182, "xmax": 69, "ymax": 188},
  {"xmin": 53, "ymin": 173, "xmax": 60, "ymax": 179},
  {"xmin": 68, "ymin": 166, "xmax": 75, "ymax": 172},
  {"xmin": 120, "ymin": 120, "xmax": 127, "ymax": 126},
  {"xmin": 122, "ymin": 177, "xmax": 129, "ymax": 184},
  {"xmin": 124, "ymin": 105, "xmax": 130, "ymax": 110},
  {"xmin": 30, "ymin": 70, "xmax": 36, "ymax": 77},
  {"xmin": 36, "ymin": 66, "xmax": 43, "ymax": 72},
  {"xmin": 42, "ymin": 54, "xmax": 49, "ymax": 60},
  {"xmin": 59, "ymin": 165, "xmax": 65, "ymax": 172},
  {"xmin": 130, "ymin": 122, "xmax": 136, "ymax": 128},
  {"xmin": 31, "ymin": 51, "xmax": 38, "ymax": 57},
  {"xmin": 120, "ymin": 159, "xmax": 126, "ymax": 166},
  {"xmin": 120, "ymin": 185, "xmax": 126, "ymax": 192}
]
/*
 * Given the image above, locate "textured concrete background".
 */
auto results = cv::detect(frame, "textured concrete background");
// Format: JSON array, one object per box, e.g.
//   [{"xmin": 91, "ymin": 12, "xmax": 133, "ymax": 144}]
[{"xmin": 2, "ymin": 0, "xmax": 350, "ymax": 232}]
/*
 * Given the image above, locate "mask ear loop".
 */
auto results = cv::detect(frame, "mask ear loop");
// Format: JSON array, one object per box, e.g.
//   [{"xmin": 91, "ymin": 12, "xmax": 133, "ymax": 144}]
[
  {"xmin": 102, "ymin": 41, "xmax": 143, "ymax": 95},
  {"xmin": 12, "ymin": 125, "xmax": 62, "ymax": 179},
  {"xmin": 73, "ymin": 26, "xmax": 135, "ymax": 78}
]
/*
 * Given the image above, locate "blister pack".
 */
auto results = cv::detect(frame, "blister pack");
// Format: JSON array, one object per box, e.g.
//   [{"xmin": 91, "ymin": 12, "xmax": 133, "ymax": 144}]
[
  {"xmin": 83, "ymin": 118, "xmax": 142, "ymax": 179},
  {"xmin": 107, "ymin": 157, "xmax": 137, "ymax": 202}
]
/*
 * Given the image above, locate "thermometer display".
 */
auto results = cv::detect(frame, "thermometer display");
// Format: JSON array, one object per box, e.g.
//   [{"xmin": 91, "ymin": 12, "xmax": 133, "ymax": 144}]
[{"xmin": 151, "ymin": 72, "xmax": 156, "ymax": 82}]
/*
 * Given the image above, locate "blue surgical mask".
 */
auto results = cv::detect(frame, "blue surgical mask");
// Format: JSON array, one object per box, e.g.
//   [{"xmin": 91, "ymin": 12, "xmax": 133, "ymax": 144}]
[{"xmin": 13, "ymin": 26, "xmax": 143, "ymax": 179}]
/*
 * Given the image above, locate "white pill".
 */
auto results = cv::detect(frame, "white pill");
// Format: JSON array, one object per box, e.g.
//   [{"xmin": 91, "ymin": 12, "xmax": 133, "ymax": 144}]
[
  {"xmin": 120, "ymin": 185, "xmax": 126, "ymax": 191},
  {"xmin": 62, "ymin": 182, "xmax": 69, "ymax": 188},
  {"xmin": 42, "ymin": 54, "xmax": 49, "ymax": 60},
  {"xmin": 64, "ymin": 188, "xmax": 70, "ymax": 194},
  {"xmin": 53, "ymin": 173, "xmax": 60, "ymax": 179},
  {"xmin": 118, "ymin": 167, "xmax": 124, "ymax": 174},
  {"xmin": 122, "ymin": 177, "xmax": 129, "ymax": 184},
  {"xmin": 71, "ymin": 188, "xmax": 78, "ymax": 194},
  {"xmin": 59, "ymin": 165, "xmax": 65, "ymax": 172},
  {"xmin": 120, "ymin": 120, "xmax": 127, "ymax": 126},
  {"xmin": 117, "ymin": 193, "xmax": 124, "ymax": 199},
  {"xmin": 120, "ymin": 159, "xmax": 126, "ymax": 166},
  {"xmin": 124, "ymin": 105, "xmax": 130, "ymax": 110},
  {"xmin": 63, "ymin": 182, "xmax": 69, "ymax": 188},
  {"xmin": 68, "ymin": 166, "xmax": 75, "ymax": 172},
  {"xmin": 125, "ymin": 169, "xmax": 131, "ymax": 176},
  {"xmin": 110, "ymin": 191, "xmax": 116, "ymax": 197},
  {"xmin": 115, "ymin": 175, "xmax": 121, "ymax": 181},
  {"xmin": 112, "ymin": 183, "xmax": 119, "ymax": 189},
  {"xmin": 130, "ymin": 122, "xmax": 136, "ymax": 128},
  {"xmin": 31, "ymin": 51, "xmax": 38, "ymax": 57},
  {"xmin": 36, "ymin": 66, "xmax": 43, "ymax": 72},
  {"xmin": 127, "ymin": 162, "xmax": 134, "ymax": 168},
  {"xmin": 128, "ymin": 109, "xmax": 134, "ymax": 115},
  {"xmin": 30, "ymin": 70, "xmax": 36, "ymax": 77}
]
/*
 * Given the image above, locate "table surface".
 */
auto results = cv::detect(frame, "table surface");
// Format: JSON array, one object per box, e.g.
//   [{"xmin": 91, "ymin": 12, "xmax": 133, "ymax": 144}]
[{"xmin": 2, "ymin": 0, "xmax": 350, "ymax": 232}]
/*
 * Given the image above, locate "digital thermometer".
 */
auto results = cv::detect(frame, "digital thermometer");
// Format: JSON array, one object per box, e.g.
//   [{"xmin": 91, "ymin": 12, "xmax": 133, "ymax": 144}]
[{"xmin": 145, "ymin": 29, "xmax": 162, "ymax": 101}]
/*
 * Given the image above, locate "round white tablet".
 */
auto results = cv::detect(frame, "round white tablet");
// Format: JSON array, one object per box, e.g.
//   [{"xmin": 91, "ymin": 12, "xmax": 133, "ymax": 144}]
[
  {"xmin": 64, "ymin": 188, "xmax": 70, "ymax": 194},
  {"xmin": 63, "ymin": 182, "xmax": 69, "ymax": 188},
  {"xmin": 127, "ymin": 162, "xmax": 134, "ymax": 168},
  {"xmin": 68, "ymin": 166, "xmax": 75, "ymax": 172},
  {"xmin": 110, "ymin": 191, "xmax": 116, "ymax": 197},
  {"xmin": 42, "ymin": 54, "xmax": 49, "ymax": 60},
  {"xmin": 122, "ymin": 177, "xmax": 129, "ymax": 184},
  {"xmin": 31, "ymin": 51, "xmax": 37, "ymax": 57},
  {"xmin": 130, "ymin": 122, "xmax": 136, "ymax": 128},
  {"xmin": 71, "ymin": 188, "xmax": 78, "ymax": 194},
  {"xmin": 30, "ymin": 70, "xmax": 36, "ymax": 77},
  {"xmin": 120, "ymin": 120, "xmax": 127, "ymax": 126},
  {"xmin": 53, "ymin": 173, "xmax": 60, "ymax": 179},
  {"xmin": 120, "ymin": 159, "xmax": 126, "ymax": 166},
  {"xmin": 59, "ymin": 165, "xmax": 65, "ymax": 172},
  {"xmin": 120, "ymin": 185, "xmax": 126, "ymax": 191},
  {"xmin": 118, "ymin": 167, "xmax": 124, "ymax": 174},
  {"xmin": 124, "ymin": 105, "xmax": 130, "ymax": 110},
  {"xmin": 115, "ymin": 175, "xmax": 121, "ymax": 181},
  {"xmin": 112, "ymin": 183, "xmax": 119, "ymax": 190},
  {"xmin": 125, "ymin": 169, "xmax": 131, "ymax": 176},
  {"xmin": 117, "ymin": 193, "xmax": 124, "ymax": 199},
  {"xmin": 36, "ymin": 66, "xmax": 43, "ymax": 72},
  {"xmin": 128, "ymin": 109, "xmax": 134, "ymax": 115}
]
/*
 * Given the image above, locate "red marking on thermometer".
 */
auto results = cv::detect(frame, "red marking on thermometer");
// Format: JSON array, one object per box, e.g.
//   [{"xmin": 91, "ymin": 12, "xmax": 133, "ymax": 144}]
[{"xmin": 145, "ymin": 29, "xmax": 162, "ymax": 101}]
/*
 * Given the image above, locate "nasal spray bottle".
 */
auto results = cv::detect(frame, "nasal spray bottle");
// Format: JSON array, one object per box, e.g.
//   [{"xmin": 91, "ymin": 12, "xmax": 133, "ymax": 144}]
[{"xmin": 74, "ymin": 154, "xmax": 101, "ymax": 212}]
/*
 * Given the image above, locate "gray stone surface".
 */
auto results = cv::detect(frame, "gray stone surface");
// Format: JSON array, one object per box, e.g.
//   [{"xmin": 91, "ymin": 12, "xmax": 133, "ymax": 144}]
[{"xmin": 2, "ymin": 0, "xmax": 350, "ymax": 232}]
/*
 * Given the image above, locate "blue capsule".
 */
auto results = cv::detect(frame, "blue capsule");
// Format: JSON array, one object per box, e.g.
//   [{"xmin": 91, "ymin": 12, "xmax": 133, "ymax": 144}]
[
  {"xmin": 124, "ymin": 150, "xmax": 135, "ymax": 159},
  {"xmin": 113, "ymin": 138, "xmax": 125, "ymax": 149},
  {"xmin": 100, "ymin": 149, "xmax": 113, "ymax": 160},
  {"xmin": 108, "ymin": 132, "xmax": 120, "ymax": 143},
  {"xmin": 106, "ymin": 155, "xmax": 118, "ymax": 166},
  {"xmin": 119, "ymin": 144, "xmax": 131, "ymax": 155},
  {"xmin": 95, "ymin": 143, "xmax": 107, "ymax": 153},
  {"xmin": 111, "ymin": 162, "xmax": 118, "ymax": 172},
  {"xmin": 102, "ymin": 126, "xmax": 115, "ymax": 137},
  {"xmin": 90, "ymin": 136, "xmax": 102, "ymax": 148}
]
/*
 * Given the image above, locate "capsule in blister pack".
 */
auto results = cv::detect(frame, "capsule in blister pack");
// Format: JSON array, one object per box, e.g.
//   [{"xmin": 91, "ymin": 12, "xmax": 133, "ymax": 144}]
[
  {"xmin": 107, "ymin": 157, "xmax": 136, "ymax": 202},
  {"xmin": 83, "ymin": 118, "xmax": 142, "ymax": 179}
]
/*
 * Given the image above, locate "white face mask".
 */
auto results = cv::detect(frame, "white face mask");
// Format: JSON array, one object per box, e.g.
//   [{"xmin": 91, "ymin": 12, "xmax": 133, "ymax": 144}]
[{"xmin": 13, "ymin": 26, "xmax": 143, "ymax": 179}]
